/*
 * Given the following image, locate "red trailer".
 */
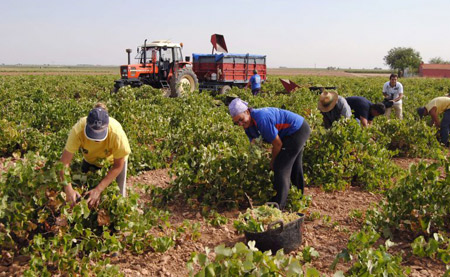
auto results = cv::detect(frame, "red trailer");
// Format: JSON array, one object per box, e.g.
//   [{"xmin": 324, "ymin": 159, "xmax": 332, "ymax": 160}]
[{"xmin": 192, "ymin": 53, "xmax": 266, "ymax": 94}]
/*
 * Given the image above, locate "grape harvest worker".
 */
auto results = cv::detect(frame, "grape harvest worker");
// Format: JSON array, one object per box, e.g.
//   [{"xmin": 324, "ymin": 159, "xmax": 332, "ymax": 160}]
[
  {"xmin": 245, "ymin": 69, "xmax": 262, "ymax": 96},
  {"xmin": 345, "ymin": 96, "xmax": 386, "ymax": 127},
  {"xmin": 417, "ymin": 96, "xmax": 450, "ymax": 147},
  {"xmin": 229, "ymin": 98, "xmax": 310, "ymax": 209},
  {"xmin": 318, "ymin": 90, "xmax": 352, "ymax": 129},
  {"xmin": 60, "ymin": 103, "xmax": 131, "ymax": 208},
  {"xmin": 383, "ymin": 74, "xmax": 404, "ymax": 120}
]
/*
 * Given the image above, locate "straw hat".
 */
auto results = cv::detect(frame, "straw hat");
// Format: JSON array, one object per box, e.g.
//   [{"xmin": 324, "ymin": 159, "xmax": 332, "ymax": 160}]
[{"xmin": 318, "ymin": 90, "xmax": 339, "ymax": 112}]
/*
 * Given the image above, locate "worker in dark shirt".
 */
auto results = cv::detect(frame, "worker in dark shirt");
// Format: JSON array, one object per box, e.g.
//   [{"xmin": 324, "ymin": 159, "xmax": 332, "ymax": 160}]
[{"xmin": 345, "ymin": 96, "xmax": 386, "ymax": 127}]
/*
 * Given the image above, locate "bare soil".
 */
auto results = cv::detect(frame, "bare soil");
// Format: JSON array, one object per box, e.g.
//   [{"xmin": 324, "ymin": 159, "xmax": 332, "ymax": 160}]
[
  {"xmin": 0, "ymin": 159, "xmax": 447, "ymax": 276},
  {"xmin": 113, "ymin": 163, "xmax": 446, "ymax": 276}
]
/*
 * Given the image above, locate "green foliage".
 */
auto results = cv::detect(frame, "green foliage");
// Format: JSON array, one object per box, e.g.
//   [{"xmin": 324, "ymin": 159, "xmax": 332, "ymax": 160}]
[
  {"xmin": 286, "ymin": 186, "xmax": 311, "ymax": 213},
  {"xmin": 206, "ymin": 210, "xmax": 229, "ymax": 227},
  {"xmin": 305, "ymin": 119, "xmax": 398, "ymax": 191},
  {"xmin": 2, "ymin": 73, "xmax": 450, "ymax": 275},
  {"xmin": 412, "ymin": 233, "xmax": 450, "ymax": 262},
  {"xmin": 0, "ymin": 152, "xmax": 182, "ymax": 274},
  {"xmin": 346, "ymin": 240, "xmax": 409, "ymax": 276},
  {"xmin": 384, "ymin": 47, "xmax": 422, "ymax": 75},
  {"xmin": 368, "ymin": 159, "xmax": 450, "ymax": 238},
  {"xmin": 332, "ymin": 227, "xmax": 409, "ymax": 276},
  {"xmin": 187, "ymin": 241, "xmax": 317, "ymax": 276},
  {"xmin": 169, "ymin": 140, "xmax": 273, "ymax": 209},
  {"xmin": 374, "ymin": 118, "xmax": 443, "ymax": 158},
  {"xmin": 429, "ymin": 57, "xmax": 450, "ymax": 64},
  {"xmin": 299, "ymin": 246, "xmax": 320, "ymax": 263}
]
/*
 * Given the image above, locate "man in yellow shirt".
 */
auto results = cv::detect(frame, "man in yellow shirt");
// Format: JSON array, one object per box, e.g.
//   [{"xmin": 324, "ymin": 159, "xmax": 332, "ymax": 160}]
[
  {"xmin": 60, "ymin": 103, "xmax": 131, "ymax": 208},
  {"xmin": 417, "ymin": 96, "xmax": 450, "ymax": 147}
]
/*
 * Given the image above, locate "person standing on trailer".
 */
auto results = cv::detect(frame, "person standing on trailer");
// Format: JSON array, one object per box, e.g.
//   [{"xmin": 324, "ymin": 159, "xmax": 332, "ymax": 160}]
[
  {"xmin": 229, "ymin": 98, "xmax": 311, "ymax": 209},
  {"xmin": 60, "ymin": 102, "xmax": 131, "ymax": 208},
  {"xmin": 245, "ymin": 70, "xmax": 262, "ymax": 96}
]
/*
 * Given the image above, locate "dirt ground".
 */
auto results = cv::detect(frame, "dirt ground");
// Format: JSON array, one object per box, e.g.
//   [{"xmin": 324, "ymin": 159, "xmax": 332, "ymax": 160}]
[
  {"xmin": 113, "ymin": 163, "xmax": 446, "ymax": 276},
  {"xmin": 0, "ymin": 159, "xmax": 447, "ymax": 276}
]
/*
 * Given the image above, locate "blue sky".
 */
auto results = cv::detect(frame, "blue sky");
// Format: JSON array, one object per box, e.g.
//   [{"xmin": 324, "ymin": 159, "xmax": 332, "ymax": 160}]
[{"xmin": 1, "ymin": 0, "xmax": 449, "ymax": 68}]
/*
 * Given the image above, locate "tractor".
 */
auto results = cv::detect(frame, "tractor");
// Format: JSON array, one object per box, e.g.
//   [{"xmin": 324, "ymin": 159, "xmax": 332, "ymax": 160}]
[{"xmin": 114, "ymin": 39, "xmax": 198, "ymax": 97}]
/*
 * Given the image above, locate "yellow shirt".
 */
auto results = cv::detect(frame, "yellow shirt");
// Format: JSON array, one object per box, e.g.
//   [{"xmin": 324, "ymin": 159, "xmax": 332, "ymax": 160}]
[
  {"xmin": 425, "ymin": 97, "xmax": 450, "ymax": 115},
  {"xmin": 64, "ymin": 117, "xmax": 131, "ymax": 166}
]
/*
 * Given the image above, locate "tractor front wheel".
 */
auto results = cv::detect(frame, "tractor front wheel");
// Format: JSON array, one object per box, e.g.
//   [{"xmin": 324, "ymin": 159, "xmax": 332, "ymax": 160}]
[
  {"xmin": 219, "ymin": 85, "xmax": 231, "ymax": 95},
  {"xmin": 169, "ymin": 68, "xmax": 198, "ymax": 97}
]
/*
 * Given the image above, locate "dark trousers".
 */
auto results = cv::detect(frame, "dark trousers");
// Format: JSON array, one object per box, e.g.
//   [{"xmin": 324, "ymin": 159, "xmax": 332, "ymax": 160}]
[
  {"xmin": 440, "ymin": 109, "xmax": 450, "ymax": 147},
  {"xmin": 271, "ymin": 121, "xmax": 311, "ymax": 209},
  {"xmin": 81, "ymin": 159, "xmax": 128, "ymax": 197},
  {"xmin": 252, "ymin": 88, "xmax": 261, "ymax": 96},
  {"xmin": 81, "ymin": 160, "xmax": 102, "ymax": 173}
]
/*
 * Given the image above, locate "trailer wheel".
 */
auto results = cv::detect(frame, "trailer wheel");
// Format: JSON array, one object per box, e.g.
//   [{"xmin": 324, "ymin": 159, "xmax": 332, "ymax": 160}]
[
  {"xmin": 219, "ymin": 85, "xmax": 232, "ymax": 95},
  {"xmin": 170, "ymin": 68, "xmax": 198, "ymax": 97}
]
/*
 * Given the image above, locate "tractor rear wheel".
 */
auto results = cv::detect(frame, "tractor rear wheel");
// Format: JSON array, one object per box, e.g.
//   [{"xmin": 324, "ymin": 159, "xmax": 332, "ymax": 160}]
[{"xmin": 170, "ymin": 68, "xmax": 199, "ymax": 97}]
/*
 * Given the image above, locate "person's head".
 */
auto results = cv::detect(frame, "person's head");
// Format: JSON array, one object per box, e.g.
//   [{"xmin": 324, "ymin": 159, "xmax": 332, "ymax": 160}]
[
  {"xmin": 370, "ymin": 103, "xmax": 386, "ymax": 117},
  {"xmin": 318, "ymin": 90, "xmax": 339, "ymax": 112},
  {"xmin": 229, "ymin": 98, "xmax": 252, "ymax": 128},
  {"xmin": 253, "ymin": 69, "xmax": 258, "ymax": 75},
  {"xmin": 85, "ymin": 102, "xmax": 109, "ymax": 141},
  {"xmin": 417, "ymin": 106, "xmax": 428, "ymax": 118},
  {"xmin": 389, "ymin": 74, "xmax": 398, "ymax": 87}
]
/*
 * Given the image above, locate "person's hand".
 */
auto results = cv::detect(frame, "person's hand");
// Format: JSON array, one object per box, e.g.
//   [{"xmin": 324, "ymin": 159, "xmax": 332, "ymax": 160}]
[
  {"xmin": 85, "ymin": 187, "xmax": 102, "ymax": 209},
  {"xmin": 64, "ymin": 186, "xmax": 81, "ymax": 207}
]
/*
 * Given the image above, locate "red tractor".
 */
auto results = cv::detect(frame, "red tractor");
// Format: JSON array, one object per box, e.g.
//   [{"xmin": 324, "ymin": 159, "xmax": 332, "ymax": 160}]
[{"xmin": 114, "ymin": 39, "xmax": 198, "ymax": 97}]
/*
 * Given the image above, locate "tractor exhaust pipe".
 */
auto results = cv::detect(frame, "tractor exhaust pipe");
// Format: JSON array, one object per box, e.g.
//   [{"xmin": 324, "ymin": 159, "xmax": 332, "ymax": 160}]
[
  {"xmin": 143, "ymin": 39, "xmax": 147, "ymax": 68},
  {"xmin": 126, "ymin": 49, "xmax": 132, "ymax": 65}
]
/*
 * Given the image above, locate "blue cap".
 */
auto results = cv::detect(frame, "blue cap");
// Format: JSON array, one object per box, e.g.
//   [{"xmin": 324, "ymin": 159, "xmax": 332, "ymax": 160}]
[{"xmin": 85, "ymin": 108, "xmax": 109, "ymax": 141}]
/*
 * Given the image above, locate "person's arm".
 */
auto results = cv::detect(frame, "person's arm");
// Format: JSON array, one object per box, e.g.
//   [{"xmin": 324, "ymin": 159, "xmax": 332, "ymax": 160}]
[
  {"xmin": 270, "ymin": 135, "xmax": 283, "ymax": 170},
  {"xmin": 340, "ymin": 101, "xmax": 352, "ymax": 119},
  {"xmin": 60, "ymin": 150, "xmax": 80, "ymax": 206},
  {"xmin": 360, "ymin": 116, "xmax": 369, "ymax": 127},
  {"xmin": 428, "ymin": 107, "xmax": 440, "ymax": 127},
  {"xmin": 393, "ymin": 93, "xmax": 403, "ymax": 102},
  {"xmin": 322, "ymin": 113, "xmax": 332, "ymax": 129},
  {"xmin": 85, "ymin": 157, "xmax": 125, "ymax": 209}
]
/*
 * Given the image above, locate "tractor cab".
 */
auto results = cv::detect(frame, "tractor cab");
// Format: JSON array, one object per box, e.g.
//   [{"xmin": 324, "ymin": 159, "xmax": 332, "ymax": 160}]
[
  {"xmin": 115, "ymin": 39, "xmax": 198, "ymax": 97},
  {"xmin": 135, "ymin": 41, "xmax": 185, "ymax": 79}
]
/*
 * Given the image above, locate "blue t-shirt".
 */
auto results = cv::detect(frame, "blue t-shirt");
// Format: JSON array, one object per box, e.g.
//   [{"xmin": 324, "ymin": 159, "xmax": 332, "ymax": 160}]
[
  {"xmin": 345, "ymin": 96, "xmax": 374, "ymax": 121},
  {"xmin": 244, "ymin": 108, "xmax": 304, "ymax": 143},
  {"xmin": 250, "ymin": 74, "xmax": 261, "ymax": 90}
]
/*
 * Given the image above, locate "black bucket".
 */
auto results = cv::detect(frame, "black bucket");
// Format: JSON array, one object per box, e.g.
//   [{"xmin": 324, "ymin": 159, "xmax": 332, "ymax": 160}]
[{"xmin": 244, "ymin": 213, "xmax": 304, "ymax": 254}]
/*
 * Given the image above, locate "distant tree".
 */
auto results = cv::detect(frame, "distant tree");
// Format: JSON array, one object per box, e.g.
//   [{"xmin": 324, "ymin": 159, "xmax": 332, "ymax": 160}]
[
  {"xmin": 384, "ymin": 47, "xmax": 422, "ymax": 77},
  {"xmin": 429, "ymin": 57, "xmax": 450, "ymax": 64}
]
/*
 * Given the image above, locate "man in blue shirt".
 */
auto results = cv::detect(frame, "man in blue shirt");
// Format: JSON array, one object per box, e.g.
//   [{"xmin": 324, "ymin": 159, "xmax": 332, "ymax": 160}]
[
  {"xmin": 345, "ymin": 96, "xmax": 386, "ymax": 127},
  {"xmin": 246, "ymin": 70, "xmax": 262, "ymax": 96},
  {"xmin": 229, "ymin": 98, "xmax": 311, "ymax": 209}
]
